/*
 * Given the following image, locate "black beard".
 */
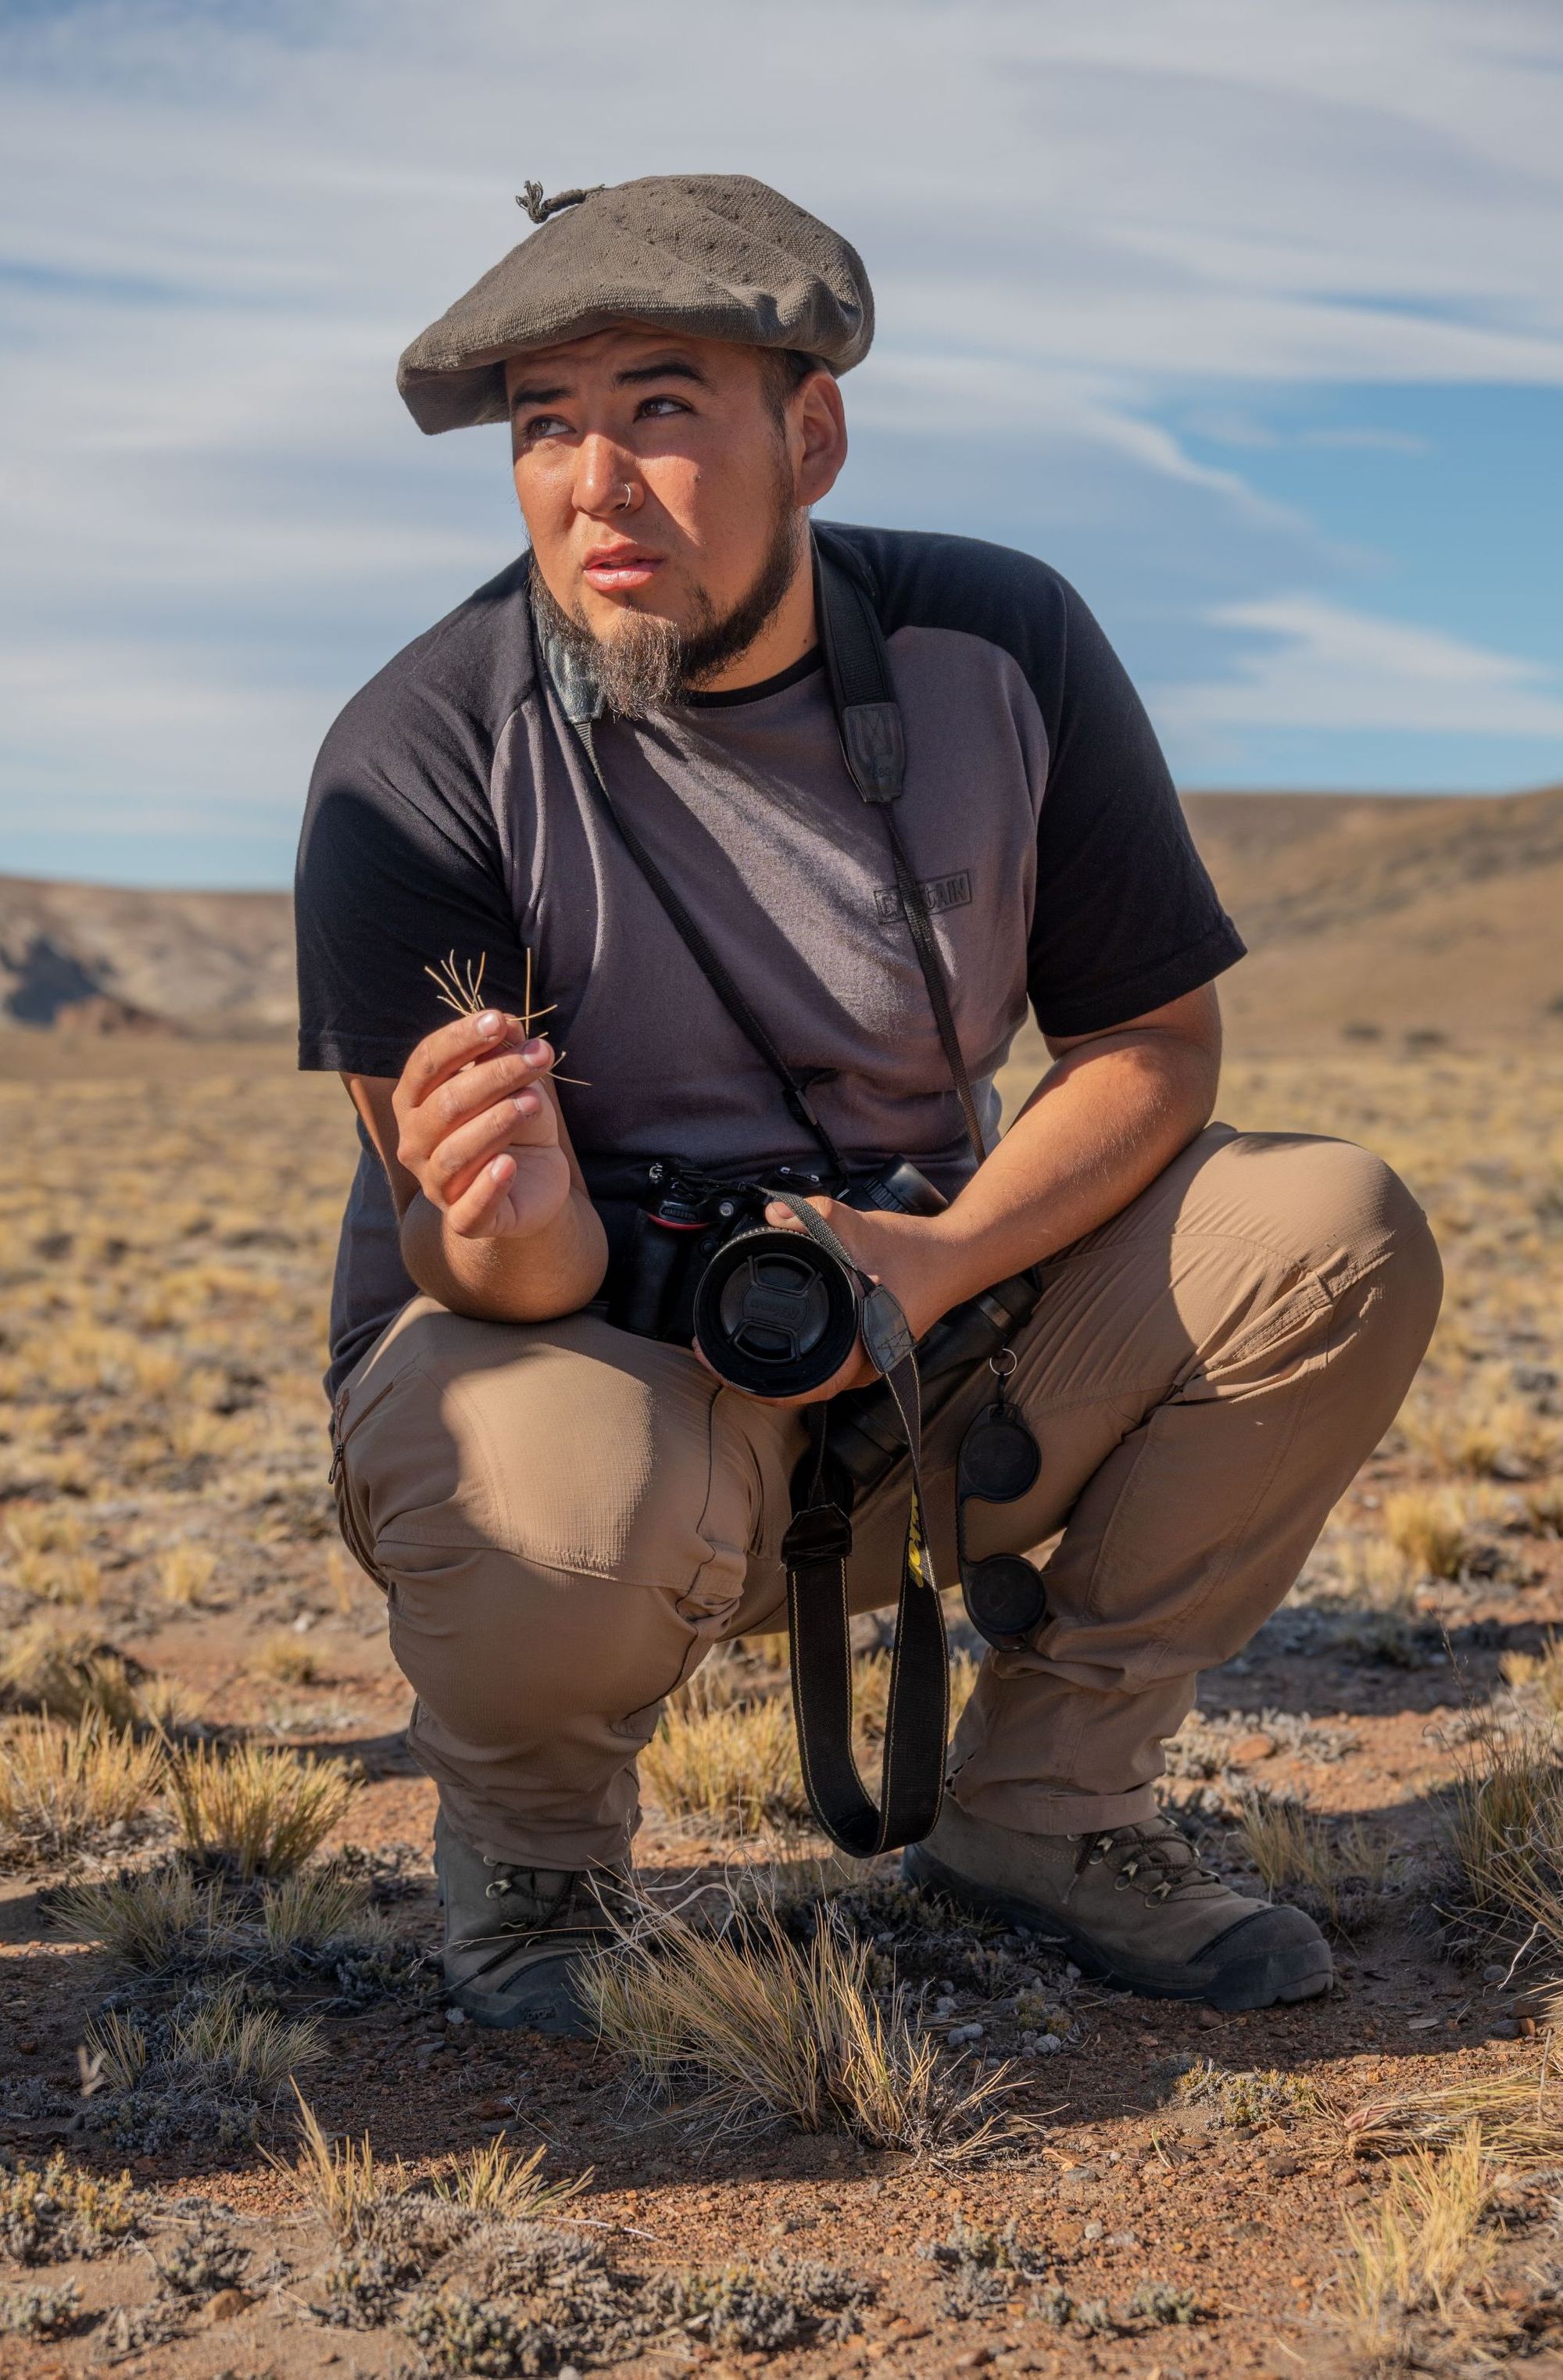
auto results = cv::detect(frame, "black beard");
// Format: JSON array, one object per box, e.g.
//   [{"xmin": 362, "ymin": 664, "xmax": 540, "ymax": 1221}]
[{"xmin": 529, "ymin": 489, "xmax": 804, "ymax": 720}]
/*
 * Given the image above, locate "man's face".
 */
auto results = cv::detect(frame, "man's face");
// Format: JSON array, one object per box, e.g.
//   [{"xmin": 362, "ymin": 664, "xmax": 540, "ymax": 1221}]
[{"xmin": 504, "ymin": 327, "xmax": 846, "ymax": 685}]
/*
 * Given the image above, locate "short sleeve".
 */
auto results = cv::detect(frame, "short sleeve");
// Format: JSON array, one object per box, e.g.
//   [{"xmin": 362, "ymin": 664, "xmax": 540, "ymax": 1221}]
[
  {"xmin": 295, "ymin": 680, "xmax": 528, "ymax": 1079},
  {"xmin": 1025, "ymin": 587, "xmax": 1244, "ymax": 1037}
]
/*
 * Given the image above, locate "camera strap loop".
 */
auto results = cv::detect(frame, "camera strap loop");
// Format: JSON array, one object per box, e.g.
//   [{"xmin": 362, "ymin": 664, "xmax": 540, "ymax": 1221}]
[{"xmin": 774, "ymin": 1187, "xmax": 949, "ymax": 1856}]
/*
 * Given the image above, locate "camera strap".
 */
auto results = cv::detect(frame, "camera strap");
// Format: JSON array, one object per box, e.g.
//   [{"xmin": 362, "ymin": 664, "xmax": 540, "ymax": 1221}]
[
  {"xmin": 812, "ymin": 534, "xmax": 989, "ymax": 1171},
  {"xmin": 770, "ymin": 1189, "xmax": 949, "ymax": 1856}
]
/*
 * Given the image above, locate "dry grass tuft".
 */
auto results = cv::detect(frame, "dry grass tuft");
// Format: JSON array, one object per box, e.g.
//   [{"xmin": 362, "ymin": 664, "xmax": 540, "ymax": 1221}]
[
  {"xmin": 641, "ymin": 1692, "xmax": 808, "ymax": 1836},
  {"xmin": 257, "ymin": 1630, "xmax": 326, "ymax": 1686},
  {"xmin": 0, "ymin": 1619, "xmax": 144, "ymax": 1727},
  {"xmin": 167, "ymin": 1981, "xmax": 327, "ymax": 2093},
  {"xmin": 1383, "ymin": 1487, "xmax": 1469, "ymax": 1580},
  {"xmin": 156, "ymin": 1543, "xmax": 216, "ymax": 1608},
  {"xmin": 166, "ymin": 1740, "xmax": 359, "ymax": 1877},
  {"xmin": 1238, "ymin": 1791, "xmax": 1337, "ymax": 1895},
  {"xmin": 1501, "ymin": 1631, "xmax": 1563, "ymax": 1712},
  {"xmin": 1443, "ymin": 1718, "xmax": 1563, "ymax": 1958},
  {"xmin": 0, "ymin": 1715, "xmax": 164, "ymax": 1861},
  {"xmin": 52, "ymin": 1863, "xmax": 221, "ymax": 1968},
  {"xmin": 1345, "ymin": 2060, "xmax": 1563, "ymax": 2161},
  {"xmin": 429, "ymin": 2138, "xmax": 591, "ymax": 2218},
  {"xmin": 265, "ymin": 2084, "xmax": 403, "ymax": 2240},
  {"xmin": 586, "ymin": 1891, "xmax": 1027, "ymax": 2160},
  {"xmin": 1340, "ymin": 2122, "xmax": 1497, "ymax": 2351},
  {"xmin": 260, "ymin": 1863, "xmax": 384, "ymax": 1952}
]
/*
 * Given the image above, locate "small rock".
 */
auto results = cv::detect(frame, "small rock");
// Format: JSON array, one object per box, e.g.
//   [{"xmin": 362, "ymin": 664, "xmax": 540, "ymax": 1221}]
[
  {"xmin": 954, "ymin": 2351, "xmax": 993, "ymax": 2371},
  {"xmin": 1229, "ymin": 1731, "xmax": 1276, "ymax": 1764},
  {"xmin": 1481, "ymin": 1965, "xmax": 1508, "ymax": 1985},
  {"xmin": 1196, "ymin": 2008, "xmax": 1222, "ymax": 2030},
  {"xmin": 204, "ymin": 2289, "xmax": 251, "ymax": 2323},
  {"xmin": 1082, "ymin": 2219, "xmax": 1104, "ymax": 2241}
]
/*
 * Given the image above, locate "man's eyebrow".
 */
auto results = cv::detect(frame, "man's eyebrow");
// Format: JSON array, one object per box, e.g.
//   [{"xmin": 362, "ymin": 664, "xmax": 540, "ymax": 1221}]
[
  {"xmin": 508, "ymin": 378, "xmax": 570, "ymax": 411},
  {"xmin": 613, "ymin": 357, "xmax": 712, "ymax": 389}
]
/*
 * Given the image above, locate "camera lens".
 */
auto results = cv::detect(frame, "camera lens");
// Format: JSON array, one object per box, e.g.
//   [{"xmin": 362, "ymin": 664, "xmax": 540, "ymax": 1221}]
[{"xmin": 692, "ymin": 1229, "xmax": 861, "ymax": 1398}]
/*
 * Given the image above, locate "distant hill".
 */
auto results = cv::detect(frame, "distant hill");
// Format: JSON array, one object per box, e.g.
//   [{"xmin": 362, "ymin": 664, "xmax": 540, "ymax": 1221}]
[
  {"xmin": 3, "ymin": 782, "xmax": 1561, "ymax": 1051},
  {"xmin": 0, "ymin": 875, "xmax": 295, "ymax": 1036},
  {"xmin": 1182, "ymin": 782, "xmax": 1563, "ymax": 1048}
]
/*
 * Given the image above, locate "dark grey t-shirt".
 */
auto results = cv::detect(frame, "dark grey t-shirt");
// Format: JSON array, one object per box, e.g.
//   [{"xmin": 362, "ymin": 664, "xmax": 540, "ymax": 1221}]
[{"xmin": 296, "ymin": 524, "xmax": 1243, "ymax": 1396}]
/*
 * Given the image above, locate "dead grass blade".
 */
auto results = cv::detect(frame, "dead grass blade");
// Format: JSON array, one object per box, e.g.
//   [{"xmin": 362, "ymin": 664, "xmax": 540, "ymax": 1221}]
[
  {"xmin": 263, "ymin": 2081, "xmax": 403, "ymax": 2239},
  {"xmin": 50, "ymin": 1864, "xmax": 224, "ymax": 1970},
  {"xmin": 169, "ymin": 1981, "xmax": 325, "ymax": 2094},
  {"xmin": 165, "ymin": 1741, "xmax": 359, "ymax": 1877},
  {"xmin": 0, "ymin": 1620, "xmax": 145, "ymax": 1729},
  {"xmin": 1340, "ymin": 2121, "xmax": 1497, "ymax": 2350},
  {"xmin": 428, "ymin": 2138, "xmax": 591, "ymax": 2217},
  {"xmin": 585, "ymin": 1891, "xmax": 1028, "ymax": 2161},
  {"xmin": 1345, "ymin": 2059, "xmax": 1563, "ymax": 2162},
  {"xmin": 1443, "ymin": 1716, "xmax": 1563, "ymax": 1956},
  {"xmin": 640, "ymin": 1693, "xmax": 807, "ymax": 1836},
  {"xmin": 0, "ymin": 1715, "xmax": 164, "ymax": 1860}
]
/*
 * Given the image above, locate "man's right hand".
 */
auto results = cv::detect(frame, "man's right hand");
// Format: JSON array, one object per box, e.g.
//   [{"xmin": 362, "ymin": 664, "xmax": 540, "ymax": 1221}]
[{"xmin": 392, "ymin": 1008, "xmax": 570, "ymax": 1241}]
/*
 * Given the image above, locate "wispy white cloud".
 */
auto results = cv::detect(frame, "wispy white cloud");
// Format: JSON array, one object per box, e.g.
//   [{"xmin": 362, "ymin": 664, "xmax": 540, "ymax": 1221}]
[
  {"xmin": 1157, "ymin": 596, "xmax": 1563, "ymax": 739},
  {"xmin": 2, "ymin": 0, "xmax": 1561, "ymax": 876}
]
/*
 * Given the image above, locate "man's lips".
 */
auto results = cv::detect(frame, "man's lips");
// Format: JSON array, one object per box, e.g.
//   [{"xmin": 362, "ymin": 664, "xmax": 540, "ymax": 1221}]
[{"xmin": 581, "ymin": 546, "xmax": 664, "ymax": 592}]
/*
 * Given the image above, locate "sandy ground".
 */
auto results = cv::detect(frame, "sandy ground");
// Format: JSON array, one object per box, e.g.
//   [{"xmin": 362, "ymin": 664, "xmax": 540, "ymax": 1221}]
[{"xmin": 2, "ymin": 1031, "xmax": 1561, "ymax": 2378}]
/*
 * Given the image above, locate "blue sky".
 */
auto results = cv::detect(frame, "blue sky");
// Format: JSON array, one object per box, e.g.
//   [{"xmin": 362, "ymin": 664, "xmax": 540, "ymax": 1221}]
[{"xmin": 2, "ymin": 0, "xmax": 1561, "ymax": 886}]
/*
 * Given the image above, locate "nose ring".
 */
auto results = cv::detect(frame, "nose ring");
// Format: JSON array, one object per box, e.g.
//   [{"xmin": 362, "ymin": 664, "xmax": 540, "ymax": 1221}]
[{"xmin": 614, "ymin": 481, "xmax": 635, "ymax": 511}]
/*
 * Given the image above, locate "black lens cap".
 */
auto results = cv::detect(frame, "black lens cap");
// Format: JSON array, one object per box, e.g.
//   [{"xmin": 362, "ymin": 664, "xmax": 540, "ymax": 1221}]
[
  {"xmin": 958, "ymin": 1405, "xmax": 1041, "ymax": 1503},
  {"xmin": 692, "ymin": 1229, "xmax": 860, "ymax": 1398},
  {"xmin": 963, "ymin": 1553, "xmax": 1048, "ymax": 1645}
]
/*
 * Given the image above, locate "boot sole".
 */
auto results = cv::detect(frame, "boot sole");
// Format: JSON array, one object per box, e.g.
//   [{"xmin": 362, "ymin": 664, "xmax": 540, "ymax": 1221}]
[{"xmin": 903, "ymin": 1842, "xmax": 1332, "ymax": 2013}]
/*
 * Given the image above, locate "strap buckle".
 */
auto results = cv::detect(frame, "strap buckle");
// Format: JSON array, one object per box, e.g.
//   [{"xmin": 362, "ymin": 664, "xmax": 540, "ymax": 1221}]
[{"xmin": 781, "ymin": 1499, "xmax": 853, "ymax": 1568}]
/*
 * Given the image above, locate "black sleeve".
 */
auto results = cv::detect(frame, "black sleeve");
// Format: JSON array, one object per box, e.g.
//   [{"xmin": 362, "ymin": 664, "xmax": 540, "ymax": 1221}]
[
  {"xmin": 1024, "ymin": 582, "xmax": 1243, "ymax": 1036},
  {"xmin": 294, "ymin": 579, "xmax": 533, "ymax": 1077},
  {"xmin": 822, "ymin": 525, "xmax": 1244, "ymax": 1040}
]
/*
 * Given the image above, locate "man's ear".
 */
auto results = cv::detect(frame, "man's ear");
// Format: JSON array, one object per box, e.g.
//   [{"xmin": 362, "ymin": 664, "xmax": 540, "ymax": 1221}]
[{"xmin": 793, "ymin": 371, "xmax": 848, "ymax": 507}]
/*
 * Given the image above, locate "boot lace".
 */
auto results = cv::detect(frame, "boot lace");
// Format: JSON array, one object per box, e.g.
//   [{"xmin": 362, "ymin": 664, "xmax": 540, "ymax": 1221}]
[
  {"xmin": 481, "ymin": 1862, "xmax": 585, "ymax": 1931},
  {"xmin": 1071, "ymin": 1822, "xmax": 1221, "ymax": 1906}
]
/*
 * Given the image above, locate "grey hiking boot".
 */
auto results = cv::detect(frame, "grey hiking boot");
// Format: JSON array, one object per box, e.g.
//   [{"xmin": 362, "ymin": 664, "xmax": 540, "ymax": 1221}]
[
  {"xmin": 904, "ymin": 1798, "xmax": 1332, "ymax": 2012},
  {"xmin": 434, "ymin": 1810, "xmax": 628, "ymax": 2037}
]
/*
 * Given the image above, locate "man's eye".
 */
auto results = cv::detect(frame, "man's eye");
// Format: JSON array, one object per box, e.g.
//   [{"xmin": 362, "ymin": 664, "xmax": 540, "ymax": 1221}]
[
  {"xmin": 636, "ymin": 395, "xmax": 690, "ymax": 419},
  {"xmin": 522, "ymin": 414, "xmax": 570, "ymax": 441}
]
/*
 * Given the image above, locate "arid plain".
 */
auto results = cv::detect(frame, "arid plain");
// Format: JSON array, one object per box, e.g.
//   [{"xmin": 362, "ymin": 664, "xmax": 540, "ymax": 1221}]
[{"xmin": 2, "ymin": 789, "xmax": 1562, "ymax": 2378}]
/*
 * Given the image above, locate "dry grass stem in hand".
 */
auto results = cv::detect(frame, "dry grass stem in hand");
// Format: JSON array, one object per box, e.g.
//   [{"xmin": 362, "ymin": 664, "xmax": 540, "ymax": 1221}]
[{"xmin": 424, "ymin": 946, "xmax": 589, "ymax": 1084}]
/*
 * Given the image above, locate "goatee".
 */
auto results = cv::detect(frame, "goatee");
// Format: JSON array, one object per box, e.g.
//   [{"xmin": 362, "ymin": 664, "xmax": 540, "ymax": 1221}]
[{"xmin": 530, "ymin": 489, "xmax": 804, "ymax": 721}]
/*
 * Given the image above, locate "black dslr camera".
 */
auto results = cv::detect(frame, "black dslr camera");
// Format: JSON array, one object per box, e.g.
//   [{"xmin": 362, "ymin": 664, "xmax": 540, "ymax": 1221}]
[{"xmin": 606, "ymin": 1158, "xmax": 948, "ymax": 1401}]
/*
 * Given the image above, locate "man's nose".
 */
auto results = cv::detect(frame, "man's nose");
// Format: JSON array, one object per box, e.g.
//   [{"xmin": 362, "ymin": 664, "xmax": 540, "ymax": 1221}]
[{"xmin": 574, "ymin": 434, "xmax": 641, "ymax": 520}]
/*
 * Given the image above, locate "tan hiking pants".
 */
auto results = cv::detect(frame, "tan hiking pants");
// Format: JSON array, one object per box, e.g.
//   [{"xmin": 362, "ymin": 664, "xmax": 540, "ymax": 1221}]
[{"xmin": 333, "ymin": 1126, "xmax": 1440, "ymax": 1869}]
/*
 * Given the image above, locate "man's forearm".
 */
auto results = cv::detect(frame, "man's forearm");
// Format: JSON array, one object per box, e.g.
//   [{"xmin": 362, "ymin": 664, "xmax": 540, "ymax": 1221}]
[
  {"xmin": 400, "ymin": 1185, "xmax": 608, "ymax": 1323},
  {"xmin": 916, "ymin": 1022, "xmax": 1219, "ymax": 1321}
]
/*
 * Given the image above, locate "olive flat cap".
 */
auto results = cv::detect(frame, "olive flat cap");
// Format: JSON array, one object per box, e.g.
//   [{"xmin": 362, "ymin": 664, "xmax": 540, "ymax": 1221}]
[{"xmin": 396, "ymin": 173, "xmax": 874, "ymax": 434}]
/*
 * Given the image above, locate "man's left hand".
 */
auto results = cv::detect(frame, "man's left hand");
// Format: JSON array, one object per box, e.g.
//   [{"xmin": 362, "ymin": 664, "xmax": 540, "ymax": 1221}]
[{"xmin": 731, "ymin": 1196, "xmax": 969, "ymax": 1407}]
